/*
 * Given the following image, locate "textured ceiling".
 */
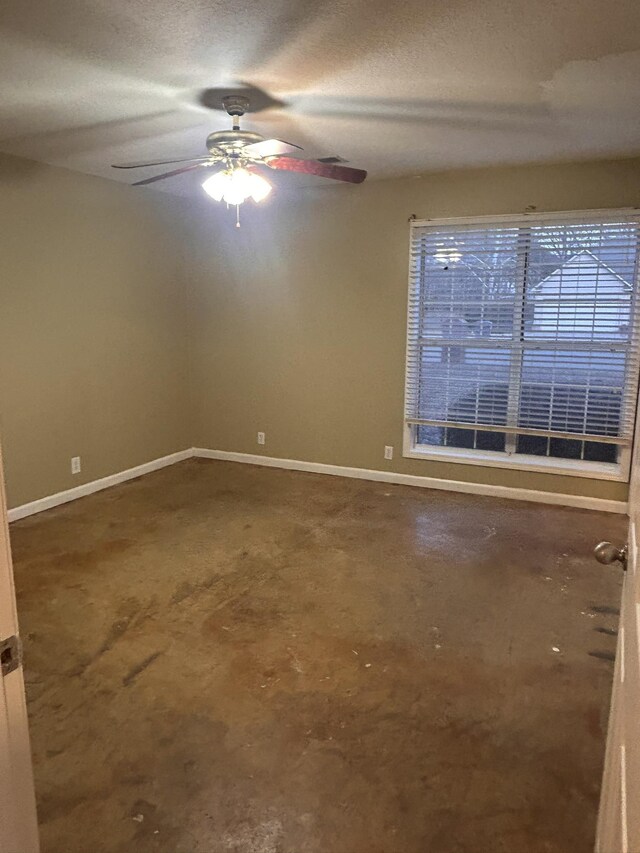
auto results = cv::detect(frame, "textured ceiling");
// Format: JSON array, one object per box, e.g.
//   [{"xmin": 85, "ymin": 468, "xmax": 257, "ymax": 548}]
[{"xmin": 0, "ymin": 0, "xmax": 639, "ymax": 196}]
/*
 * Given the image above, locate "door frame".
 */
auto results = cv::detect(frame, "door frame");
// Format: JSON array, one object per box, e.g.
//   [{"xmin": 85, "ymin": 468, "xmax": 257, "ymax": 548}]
[
  {"xmin": 0, "ymin": 443, "xmax": 39, "ymax": 852},
  {"xmin": 595, "ymin": 386, "xmax": 640, "ymax": 852}
]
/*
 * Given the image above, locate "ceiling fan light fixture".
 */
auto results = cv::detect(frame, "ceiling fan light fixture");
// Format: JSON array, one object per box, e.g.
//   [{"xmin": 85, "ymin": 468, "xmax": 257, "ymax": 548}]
[
  {"xmin": 248, "ymin": 172, "xmax": 272, "ymax": 203},
  {"xmin": 202, "ymin": 168, "xmax": 272, "ymax": 205}
]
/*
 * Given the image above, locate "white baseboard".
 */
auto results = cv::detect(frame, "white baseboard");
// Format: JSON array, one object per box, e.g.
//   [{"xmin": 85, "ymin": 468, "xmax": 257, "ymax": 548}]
[
  {"xmin": 7, "ymin": 449, "xmax": 194, "ymax": 522},
  {"xmin": 193, "ymin": 448, "xmax": 628, "ymax": 514},
  {"xmin": 8, "ymin": 446, "xmax": 627, "ymax": 521}
]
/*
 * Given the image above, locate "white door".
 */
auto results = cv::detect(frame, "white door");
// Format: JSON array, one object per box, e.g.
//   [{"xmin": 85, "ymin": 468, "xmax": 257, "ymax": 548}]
[
  {"xmin": 0, "ymin": 444, "xmax": 39, "ymax": 852},
  {"xmin": 595, "ymin": 451, "xmax": 640, "ymax": 851}
]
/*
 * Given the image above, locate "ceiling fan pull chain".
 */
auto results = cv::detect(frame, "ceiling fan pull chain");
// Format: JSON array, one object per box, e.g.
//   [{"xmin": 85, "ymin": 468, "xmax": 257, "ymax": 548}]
[{"xmin": 236, "ymin": 205, "xmax": 241, "ymax": 228}]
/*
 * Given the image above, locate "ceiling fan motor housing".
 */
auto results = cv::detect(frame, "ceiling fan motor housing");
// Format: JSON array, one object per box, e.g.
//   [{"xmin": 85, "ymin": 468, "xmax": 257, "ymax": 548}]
[{"xmin": 206, "ymin": 129, "xmax": 264, "ymax": 154}]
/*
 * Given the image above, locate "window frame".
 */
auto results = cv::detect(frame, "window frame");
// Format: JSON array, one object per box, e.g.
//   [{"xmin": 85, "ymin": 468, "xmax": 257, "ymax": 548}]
[{"xmin": 402, "ymin": 209, "xmax": 640, "ymax": 482}]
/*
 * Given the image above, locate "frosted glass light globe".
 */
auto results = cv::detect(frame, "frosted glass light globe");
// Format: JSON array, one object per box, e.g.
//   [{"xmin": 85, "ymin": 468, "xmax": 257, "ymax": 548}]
[{"xmin": 202, "ymin": 168, "xmax": 272, "ymax": 205}]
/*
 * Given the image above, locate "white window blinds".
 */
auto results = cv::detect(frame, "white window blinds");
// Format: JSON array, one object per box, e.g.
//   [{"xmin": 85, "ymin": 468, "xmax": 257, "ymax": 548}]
[{"xmin": 405, "ymin": 211, "xmax": 640, "ymax": 461}]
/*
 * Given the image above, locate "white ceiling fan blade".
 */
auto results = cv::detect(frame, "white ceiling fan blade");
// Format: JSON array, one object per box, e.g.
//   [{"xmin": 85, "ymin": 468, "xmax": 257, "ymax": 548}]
[
  {"xmin": 113, "ymin": 156, "xmax": 210, "ymax": 169},
  {"xmin": 131, "ymin": 163, "xmax": 208, "ymax": 186},
  {"xmin": 243, "ymin": 138, "xmax": 303, "ymax": 158}
]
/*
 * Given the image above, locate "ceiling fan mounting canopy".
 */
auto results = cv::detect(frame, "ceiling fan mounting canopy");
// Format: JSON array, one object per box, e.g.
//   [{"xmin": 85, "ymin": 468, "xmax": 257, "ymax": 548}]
[{"xmin": 221, "ymin": 95, "xmax": 251, "ymax": 117}]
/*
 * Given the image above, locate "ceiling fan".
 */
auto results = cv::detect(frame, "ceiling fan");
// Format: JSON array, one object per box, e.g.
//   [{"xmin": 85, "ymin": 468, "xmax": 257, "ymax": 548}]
[{"xmin": 112, "ymin": 94, "xmax": 367, "ymax": 222}]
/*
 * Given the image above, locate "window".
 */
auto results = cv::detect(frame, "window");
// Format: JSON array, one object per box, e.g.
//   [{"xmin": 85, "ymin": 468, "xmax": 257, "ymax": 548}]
[{"xmin": 404, "ymin": 210, "xmax": 640, "ymax": 480}]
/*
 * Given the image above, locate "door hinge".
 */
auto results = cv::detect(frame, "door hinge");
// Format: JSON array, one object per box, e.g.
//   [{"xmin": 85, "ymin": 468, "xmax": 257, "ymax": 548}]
[{"xmin": 0, "ymin": 635, "xmax": 22, "ymax": 677}]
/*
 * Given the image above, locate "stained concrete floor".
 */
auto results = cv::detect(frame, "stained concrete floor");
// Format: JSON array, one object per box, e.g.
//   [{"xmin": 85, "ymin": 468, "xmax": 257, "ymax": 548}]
[{"xmin": 10, "ymin": 458, "xmax": 626, "ymax": 853}]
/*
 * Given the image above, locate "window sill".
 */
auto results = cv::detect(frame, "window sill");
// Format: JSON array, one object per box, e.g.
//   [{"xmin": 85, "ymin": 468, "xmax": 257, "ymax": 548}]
[{"xmin": 404, "ymin": 443, "xmax": 627, "ymax": 482}]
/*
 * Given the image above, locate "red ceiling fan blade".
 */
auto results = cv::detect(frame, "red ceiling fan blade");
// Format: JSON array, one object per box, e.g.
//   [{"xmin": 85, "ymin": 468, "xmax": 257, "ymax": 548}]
[
  {"xmin": 113, "ymin": 156, "xmax": 210, "ymax": 169},
  {"xmin": 266, "ymin": 157, "xmax": 367, "ymax": 184},
  {"xmin": 131, "ymin": 163, "xmax": 207, "ymax": 186},
  {"xmin": 243, "ymin": 139, "xmax": 303, "ymax": 158}
]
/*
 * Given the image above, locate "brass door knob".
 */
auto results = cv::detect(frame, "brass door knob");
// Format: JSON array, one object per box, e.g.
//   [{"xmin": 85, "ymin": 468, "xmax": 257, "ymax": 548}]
[{"xmin": 594, "ymin": 541, "xmax": 627, "ymax": 569}]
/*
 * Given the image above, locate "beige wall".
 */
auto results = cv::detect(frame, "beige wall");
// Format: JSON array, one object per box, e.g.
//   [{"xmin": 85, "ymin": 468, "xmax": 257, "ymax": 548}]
[
  {"xmin": 1, "ymin": 153, "xmax": 637, "ymax": 509},
  {"xmin": 188, "ymin": 157, "xmax": 640, "ymax": 502},
  {"xmin": 0, "ymin": 153, "xmax": 191, "ymax": 508}
]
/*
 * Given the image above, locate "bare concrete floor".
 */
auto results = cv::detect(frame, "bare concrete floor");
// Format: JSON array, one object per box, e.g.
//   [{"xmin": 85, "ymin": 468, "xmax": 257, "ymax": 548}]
[{"xmin": 10, "ymin": 459, "xmax": 625, "ymax": 853}]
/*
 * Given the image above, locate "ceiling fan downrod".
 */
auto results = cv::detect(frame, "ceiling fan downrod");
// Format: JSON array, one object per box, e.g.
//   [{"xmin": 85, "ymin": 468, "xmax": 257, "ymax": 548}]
[{"xmin": 221, "ymin": 95, "xmax": 250, "ymax": 132}]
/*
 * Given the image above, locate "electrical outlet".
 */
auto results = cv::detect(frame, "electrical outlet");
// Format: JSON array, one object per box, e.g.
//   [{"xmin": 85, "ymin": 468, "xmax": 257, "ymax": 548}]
[
  {"xmin": 257, "ymin": 432, "xmax": 266, "ymax": 445},
  {"xmin": 384, "ymin": 445, "xmax": 393, "ymax": 460},
  {"xmin": 71, "ymin": 456, "xmax": 81, "ymax": 475}
]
